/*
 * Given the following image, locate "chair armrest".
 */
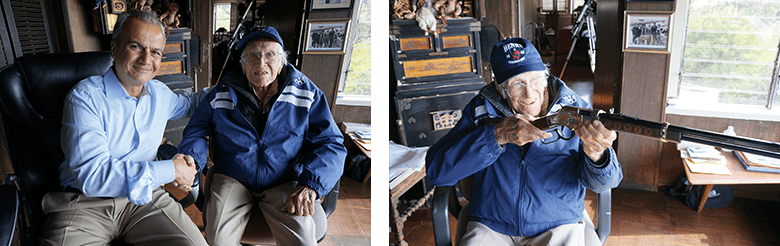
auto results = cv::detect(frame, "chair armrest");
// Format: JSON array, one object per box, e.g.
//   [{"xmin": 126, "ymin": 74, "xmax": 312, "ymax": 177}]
[
  {"xmin": 596, "ymin": 189, "xmax": 612, "ymax": 245},
  {"xmin": 322, "ymin": 179, "xmax": 340, "ymax": 218},
  {"xmin": 0, "ymin": 182, "xmax": 19, "ymax": 246},
  {"xmin": 432, "ymin": 186, "xmax": 452, "ymax": 246}
]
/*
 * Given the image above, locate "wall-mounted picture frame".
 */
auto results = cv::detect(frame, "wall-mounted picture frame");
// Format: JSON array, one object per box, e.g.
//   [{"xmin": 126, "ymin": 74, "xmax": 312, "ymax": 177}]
[
  {"xmin": 303, "ymin": 19, "xmax": 351, "ymax": 54},
  {"xmin": 311, "ymin": 0, "xmax": 352, "ymax": 10},
  {"xmin": 623, "ymin": 11, "xmax": 673, "ymax": 53}
]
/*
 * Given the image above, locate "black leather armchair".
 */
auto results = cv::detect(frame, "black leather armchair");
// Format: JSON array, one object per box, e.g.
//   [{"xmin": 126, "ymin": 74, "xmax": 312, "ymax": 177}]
[
  {"xmin": 0, "ymin": 52, "xmax": 198, "ymax": 245},
  {"xmin": 431, "ymin": 176, "xmax": 612, "ymax": 246}
]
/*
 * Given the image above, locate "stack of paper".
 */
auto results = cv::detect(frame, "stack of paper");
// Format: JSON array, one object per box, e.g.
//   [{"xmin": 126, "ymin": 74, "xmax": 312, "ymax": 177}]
[
  {"xmin": 341, "ymin": 122, "xmax": 371, "ymax": 151},
  {"xmin": 389, "ymin": 141, "xmax": 428, "ymax": 189},
  {"xmin": 735, "ymin": 151, "xmax": 780, "ymax": 173},
  {"xmin": 681, "ymin": 147, "xmax": 731, "ymax": 175}
]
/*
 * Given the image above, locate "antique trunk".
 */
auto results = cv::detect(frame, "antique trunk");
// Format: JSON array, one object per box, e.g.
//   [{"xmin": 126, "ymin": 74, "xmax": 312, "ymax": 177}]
[{"xmin": 391, "ymin": 18, "xmax": 486, "ymax": 147}]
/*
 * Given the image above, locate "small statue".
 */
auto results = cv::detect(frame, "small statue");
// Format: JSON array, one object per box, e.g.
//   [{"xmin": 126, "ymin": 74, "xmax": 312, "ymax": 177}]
[
  {"xmin": 158, "ymin": 2, "xmax": 180, "ymax": 29},
  {"xmin": 127, "ymin": 0, "xmax": 154, "ymax": 11},
  {"xmin": 416, "ymin": 0, "xmax": 439, "ymax": 36},
  {"xmin": 392, "ymin": 0, "xmax": 416, "ymax": 20},
  {"xmin": 433, "ymin": 0, "xmax": 462, "ymax": 19}
]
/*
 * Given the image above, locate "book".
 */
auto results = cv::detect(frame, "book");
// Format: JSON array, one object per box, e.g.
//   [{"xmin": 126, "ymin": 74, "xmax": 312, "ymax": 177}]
[{"xmin": 735, "ymin": 151, "xmax": 780, "ymax": 174}]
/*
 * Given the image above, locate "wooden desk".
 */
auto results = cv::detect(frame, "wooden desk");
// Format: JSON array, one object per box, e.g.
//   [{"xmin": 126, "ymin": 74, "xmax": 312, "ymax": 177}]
[
  {"xmin": 389, "ymin": 166, "xmax": 433, "ymax": 246},
  {"xmin": 341, "ymin": 122, "xmax": 371, "ymax": 183},
  {"xmin": 682, "ymin": 150, "xmax": 780, "ymax": 212}
]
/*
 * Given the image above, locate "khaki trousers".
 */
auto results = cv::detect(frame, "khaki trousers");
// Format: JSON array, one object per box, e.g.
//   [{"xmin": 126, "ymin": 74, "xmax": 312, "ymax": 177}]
[
  {"xmin": 38, "ymin": 187, "xmax": 208, "ymax": 246},
  {"xmin": 460, "ymin": 220, "xmax": 601, "ymax": 246},
  {"xmin": 204, "ymin": 173, "xmax": 325, "ymax": 246}
]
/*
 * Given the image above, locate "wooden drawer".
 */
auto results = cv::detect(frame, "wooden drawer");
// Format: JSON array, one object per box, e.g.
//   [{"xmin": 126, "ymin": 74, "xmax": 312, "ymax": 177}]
[
  {"xmin": 390, "ymin": 18, "xmax": 483, "ymax": 88},
  {"xmin": 154, "ymin": 28, "xmax": 192, "ymax": 91}
]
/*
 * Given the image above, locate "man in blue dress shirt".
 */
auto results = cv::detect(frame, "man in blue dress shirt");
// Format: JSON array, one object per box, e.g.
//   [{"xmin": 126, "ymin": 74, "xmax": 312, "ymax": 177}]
[{"xmin": 38, "ymin": 9, "xmax": 207, "ymax": 246}]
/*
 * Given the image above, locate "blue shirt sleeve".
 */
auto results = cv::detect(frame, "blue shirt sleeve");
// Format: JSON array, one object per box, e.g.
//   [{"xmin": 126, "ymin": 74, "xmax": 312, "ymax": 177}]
[{"xmin": 60, "ymin": 89, "xmax": 175, "ymax": 205}]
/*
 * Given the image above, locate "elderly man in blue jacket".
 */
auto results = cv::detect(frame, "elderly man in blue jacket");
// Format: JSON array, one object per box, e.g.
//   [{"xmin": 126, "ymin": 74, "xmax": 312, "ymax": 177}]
[
  {"xmin": 426, "ymin": 38, "xmax": 623, "ymax": 246},
  {"xmin": 178, "ymin": 26, "xmax": 346, "ymax": 246}
]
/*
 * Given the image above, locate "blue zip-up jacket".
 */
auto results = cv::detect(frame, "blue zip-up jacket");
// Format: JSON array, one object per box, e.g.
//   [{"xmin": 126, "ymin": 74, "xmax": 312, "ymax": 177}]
[
  {"xmin": 179, "ymin": 64, "xmax": 346, "ymax": 197},
  {"xmin": 426, "ymin": 77, "xmax": 623, "ymax": 237}
]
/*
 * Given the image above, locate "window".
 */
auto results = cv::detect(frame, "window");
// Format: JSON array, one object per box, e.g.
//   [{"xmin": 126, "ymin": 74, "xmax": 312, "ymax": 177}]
[
  {"xmin": 668, "ymin": 0, "xmax": 780, "ymax": 121},
  {"xmin": 540, "ymin": 0, "xmax": 585, "ymax": 14},
  {"xmin": 213, "ymin": 3, "xmax": 231, "ymax": 33},
  {"xmin": 336, "ymin": 0, "xmax": 371, "ymax": 106}
]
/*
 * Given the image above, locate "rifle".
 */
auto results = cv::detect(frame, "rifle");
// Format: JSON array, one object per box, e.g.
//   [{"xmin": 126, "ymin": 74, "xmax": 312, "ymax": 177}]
[
  {"xmin": 215, "ymin": 1, "xmax": 254, "ymax": 84},
  {"xmin": 532, "ymin": 105, "xmax": 780, "ymax": 159}
]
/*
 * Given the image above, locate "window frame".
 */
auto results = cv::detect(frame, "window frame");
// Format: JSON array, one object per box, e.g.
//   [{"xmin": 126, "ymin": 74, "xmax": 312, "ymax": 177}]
[
  {"xmin": 666, "ymin": 0, "xmax": 780, "ymax": 122},
  {"xmin": 335, "ymin": 0, "xmax": 371, "ymax": 106}
]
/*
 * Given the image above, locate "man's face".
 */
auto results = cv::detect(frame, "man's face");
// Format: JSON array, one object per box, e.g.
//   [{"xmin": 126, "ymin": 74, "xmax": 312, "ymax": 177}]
[
  {"xmin": 241, "ymin": 39, "xmax": 284, "ymax": 88},
  {"xmin": 498, "ymin": 70, "xmax": 547, "ymax": 117},
  {"xmin": 111, "ymin": 18, "xmax": 165, "ymax": 88}
]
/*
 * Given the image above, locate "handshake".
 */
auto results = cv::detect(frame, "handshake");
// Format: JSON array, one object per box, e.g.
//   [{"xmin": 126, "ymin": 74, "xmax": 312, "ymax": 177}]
[{"xmin": 169, "ymin": 153, "xmax": 198, "ymax": 192}]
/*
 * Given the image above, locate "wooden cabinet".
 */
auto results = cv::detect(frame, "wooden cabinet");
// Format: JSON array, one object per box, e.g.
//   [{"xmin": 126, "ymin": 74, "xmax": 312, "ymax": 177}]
[
  {"xmin": 391, "ymin": 18, "xmax": 486, "ymax": 147},
  {"xmin": 156, "ymin": 28, "xmax": 194, "ymax": 93}
]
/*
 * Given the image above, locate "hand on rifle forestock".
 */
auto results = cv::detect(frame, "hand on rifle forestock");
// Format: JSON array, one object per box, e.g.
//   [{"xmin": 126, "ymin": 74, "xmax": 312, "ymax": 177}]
[
  {"xmin": 571, "ymin": 120, "xmax": 617, "ymax": 163},
  {"xmin": 495, "ymin": 114, "xmax": 553, "ymax": 146}
]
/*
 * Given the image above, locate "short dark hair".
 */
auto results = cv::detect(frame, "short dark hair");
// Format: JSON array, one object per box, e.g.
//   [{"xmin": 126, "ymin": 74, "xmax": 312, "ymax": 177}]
[{"xmin": 112, "ymin": 9, "xmax": 166, "ymax": 44}]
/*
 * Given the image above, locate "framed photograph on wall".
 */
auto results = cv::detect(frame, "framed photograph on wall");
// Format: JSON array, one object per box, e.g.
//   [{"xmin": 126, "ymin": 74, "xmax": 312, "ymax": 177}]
[
  {"xmin": 303, "ymin": 19, "xmax": 351, "ymax": 54},
  {"xmin": 311, "ymin": 0, "xmax": 352, "ymax": 10},
  {"xmin": 623, "ymin": 11, "xmax": 673, "ymax": 53}
]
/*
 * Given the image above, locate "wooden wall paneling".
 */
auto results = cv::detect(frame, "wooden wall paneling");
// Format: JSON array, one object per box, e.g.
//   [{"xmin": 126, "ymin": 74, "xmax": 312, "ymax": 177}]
[
  {"xmin": 61, "ymin": 0, "xmax": 105, "ymax": 52},
  {"xmin": 482, "ymin": 1, "xmax": 517, "ymax": 38},
  {"xmin": 332, "ymin": 104, "xmax": 371, "ymax": 124},
  {"xmin": 301, "ymin": 55, "xmax": 344, "ymax": 107},
  {"xmin": 593, "ymin": 0, "xmax": 624, "ymax": 112},
  {"xmin": 192, "ymin": 0, "xmax": 213, "ymax": 90},
  {"xmin": 618, "ymin": 52, "xmax": 669, "ymax": 190}
]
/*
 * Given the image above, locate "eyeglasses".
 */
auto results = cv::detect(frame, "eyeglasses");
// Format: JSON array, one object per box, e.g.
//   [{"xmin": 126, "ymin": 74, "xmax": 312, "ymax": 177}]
[
  {"xmin": 244, "ymin": 51, "xmax": 279, "ymax": 63},
  {"xmin": 501, "ymin": 75, "xmax": 547, "ymax": 98}
]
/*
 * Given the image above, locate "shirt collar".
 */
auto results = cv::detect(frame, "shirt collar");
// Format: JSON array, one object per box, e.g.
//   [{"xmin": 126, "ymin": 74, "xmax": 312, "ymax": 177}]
[{"xmin": 104, "ymin": 66, "xmax": 151, "ymax": 99}]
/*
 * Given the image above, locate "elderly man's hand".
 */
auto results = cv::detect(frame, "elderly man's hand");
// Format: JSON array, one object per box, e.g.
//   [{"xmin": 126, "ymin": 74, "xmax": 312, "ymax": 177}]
[
  {"xmin": 170, "ymin": 154, "xmax": 196, "ymax": 192},
  {"xmin": 572, "ymin": 120, "xmax": 617, "ymax": 163},
  {"xmin": 495, "ymin": 114, "xmax": 553, "ymax": 146},
  {"xmin": 282, "ymin": 185, "xmax": 318, "ymax": 217}
]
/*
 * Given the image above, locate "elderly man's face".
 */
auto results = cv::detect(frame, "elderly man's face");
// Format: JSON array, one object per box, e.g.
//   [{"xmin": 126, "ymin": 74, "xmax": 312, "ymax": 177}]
[
  {"xmin": 111, "ymin": 17, "xmax": 165, "ymax": 88},
  {"xmin": 241, "ymin": 39, "xmax": 284, "ymax": 88},
  {"xmin": 498, "ymin": 70, "xmax": 547, "ymax": 117}
]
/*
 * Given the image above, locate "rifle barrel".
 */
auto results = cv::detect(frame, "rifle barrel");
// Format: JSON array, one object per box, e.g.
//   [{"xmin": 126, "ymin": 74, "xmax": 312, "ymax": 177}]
[{"xmin": 597, "ymin": 112, "xmax": 780, "ymax": 159}]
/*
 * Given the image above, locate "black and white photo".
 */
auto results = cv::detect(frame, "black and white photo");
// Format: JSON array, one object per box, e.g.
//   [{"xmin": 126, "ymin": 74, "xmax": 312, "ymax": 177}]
[
  {"xmin": 624, "ymin": 12, "xmax": 673, "ymax": 52},
  {"xmin": 304, "ymin": 19, "xmax": 350, "ymax": 54},
  {"xmin": 311, "ymin": 0, "xmax": 352, "ymax": 10}
]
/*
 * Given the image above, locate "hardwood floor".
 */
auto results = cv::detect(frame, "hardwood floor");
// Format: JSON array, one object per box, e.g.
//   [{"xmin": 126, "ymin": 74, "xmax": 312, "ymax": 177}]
[{"xmin": 396, "ymin": 188, "xmax": 780, "ymax": 245}]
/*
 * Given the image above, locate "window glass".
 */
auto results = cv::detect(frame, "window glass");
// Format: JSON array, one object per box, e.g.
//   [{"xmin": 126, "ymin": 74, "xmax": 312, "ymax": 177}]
[
  {"xmin": 678, "ymin": 0, "xmax": 780, "ymax": 107},
  {"xmin": 342, "ymin": 0, "xmax": 371, "ymax": 96},
  {"xmin": 214, "ymin": 3, "xmax": 231, "ymax": 33}
]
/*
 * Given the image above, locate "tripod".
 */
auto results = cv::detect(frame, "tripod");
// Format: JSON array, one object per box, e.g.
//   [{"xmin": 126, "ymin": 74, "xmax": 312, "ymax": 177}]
[{"xmin": 559, "ymin": 0, "xmax": 596, "ymax": 78}]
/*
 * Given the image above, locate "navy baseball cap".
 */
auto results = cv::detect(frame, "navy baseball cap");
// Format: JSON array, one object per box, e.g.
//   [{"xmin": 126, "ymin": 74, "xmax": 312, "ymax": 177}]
[
  {"xmin": 490, "ymin": 38, "xmax": 546, "ymax": 84},
  {"xmin": 235, "ymin": 26, "xmax": 284, "ymax": 52}
]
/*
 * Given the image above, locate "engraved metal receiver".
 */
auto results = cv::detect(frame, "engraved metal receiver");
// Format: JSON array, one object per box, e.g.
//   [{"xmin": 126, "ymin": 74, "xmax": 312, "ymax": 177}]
[{"xmin": 530, "ymin": 105, "xmax": 780, "ymax": 159}]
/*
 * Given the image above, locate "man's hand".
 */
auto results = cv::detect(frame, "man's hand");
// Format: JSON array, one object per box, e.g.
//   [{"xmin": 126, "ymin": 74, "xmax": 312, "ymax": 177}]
[
  {"xmin": 281, "ymin": 185, "xmax": 318, "ymax": 217},
  {"xmin": 495, "ymin": 114, "xmax": 553, "ymax": 146},
  {"xmin": 170, "ymin": 154, "xmax": 196, "ymax": 192},
  {"xmin": 572, "ymin": 120, "xmax": 617, "ymax": 163}
]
